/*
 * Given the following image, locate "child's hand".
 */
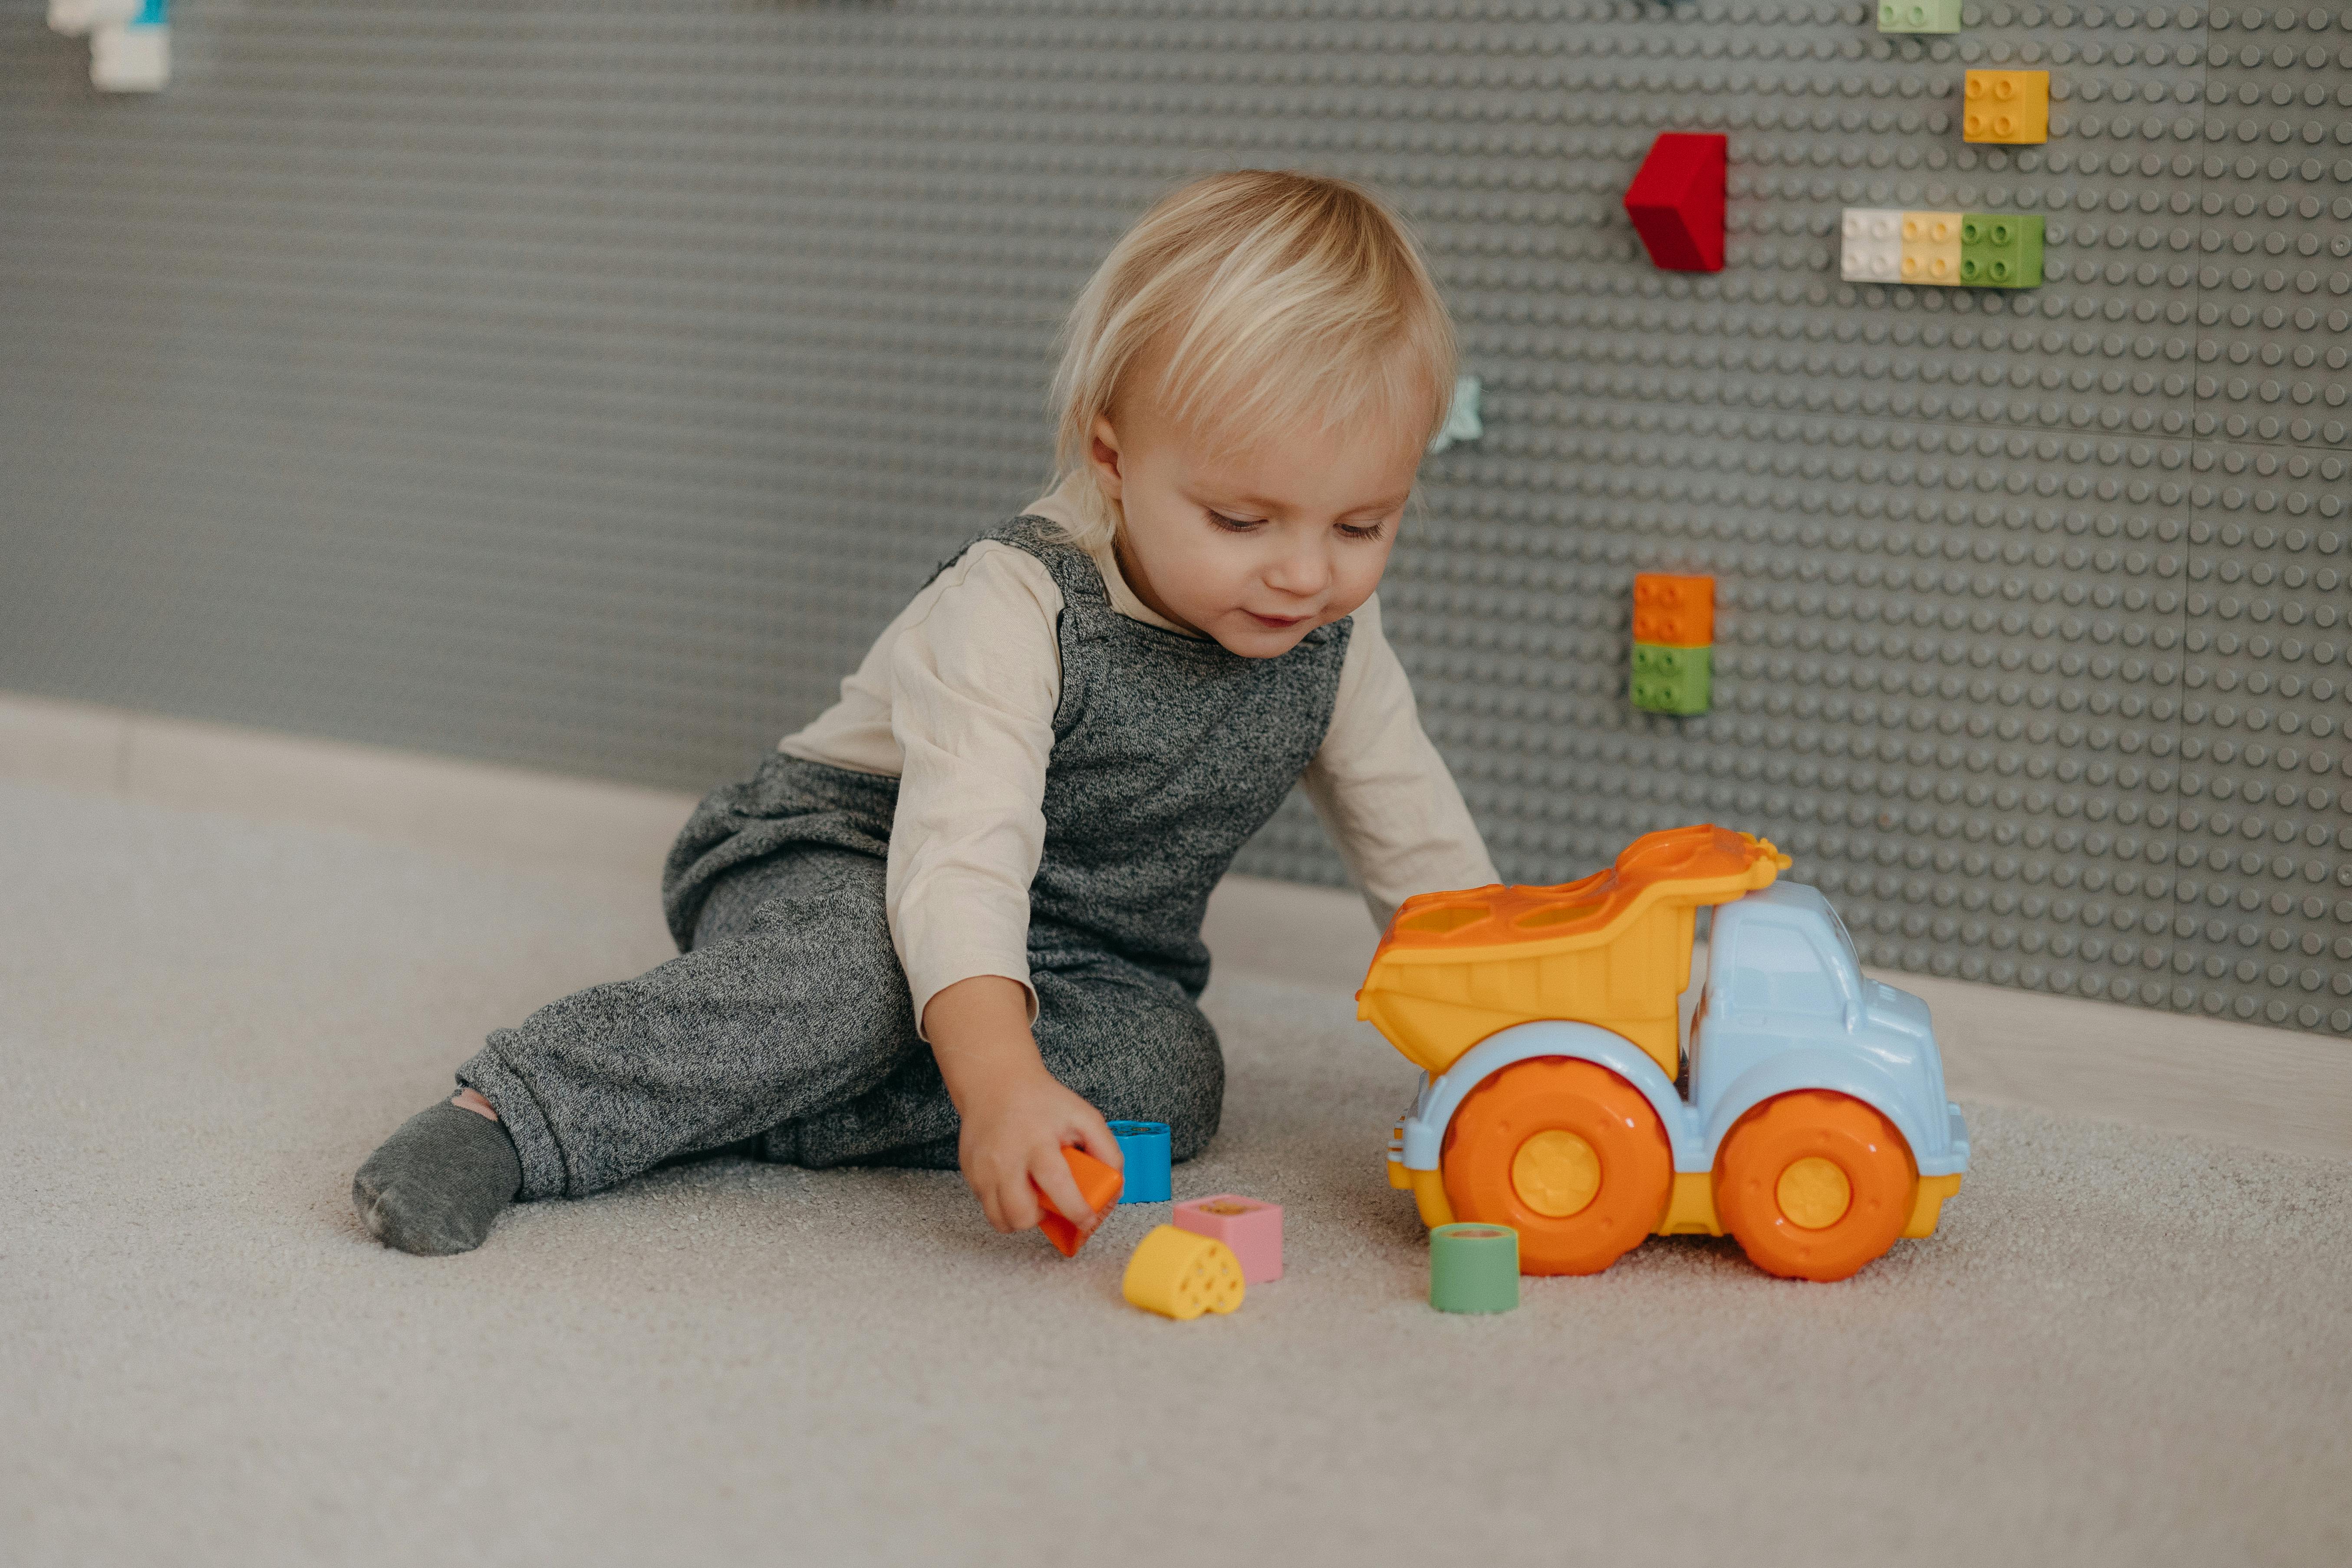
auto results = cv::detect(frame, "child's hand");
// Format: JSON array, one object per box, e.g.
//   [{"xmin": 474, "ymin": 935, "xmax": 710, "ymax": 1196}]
[
  {"xmin": 954, "ymin": 1068, "xmax": 1124, "ymax": 1236},
  {"xmin": 922, "ymin": 975, "xmax": 1124, "ymax": 1237}
]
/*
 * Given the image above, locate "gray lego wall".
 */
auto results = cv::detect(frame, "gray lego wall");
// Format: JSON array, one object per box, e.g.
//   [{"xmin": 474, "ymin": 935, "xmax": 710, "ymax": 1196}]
[{"xmin": 2, "ymin": 1, "xmax": 2348, "ymax": 1035}]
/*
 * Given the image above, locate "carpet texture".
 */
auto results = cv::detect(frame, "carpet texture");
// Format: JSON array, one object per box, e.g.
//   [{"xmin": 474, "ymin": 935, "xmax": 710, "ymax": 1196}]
[{"xmin": 3, "ymin": 779, "xmax": 2347, "ymax": 1566}]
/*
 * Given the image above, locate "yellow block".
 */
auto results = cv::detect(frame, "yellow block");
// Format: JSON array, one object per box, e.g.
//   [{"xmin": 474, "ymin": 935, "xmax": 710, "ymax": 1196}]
[
  {"xmin": 1963, "ymin": 69, "xmax": 2049, "ymax": 144},
  {"xmin": 1410, "ymin": 1166, "xmax": 1456, "ymax": 1230},
  {"xmin": 1122, "ymin": 1225, "xmax": 1245, "ymax": 1320},
  {"xmin": 1900, "ymin": 211, "xmax": 1962, "ymax": 285},
  {"xmin": 1657, "ymin": 1171, "xmax": 1723, "ymax": 1236},
  {"xmin": 1902, "ymin": 1173, "xmax": 1964, "ymax": 1238}
]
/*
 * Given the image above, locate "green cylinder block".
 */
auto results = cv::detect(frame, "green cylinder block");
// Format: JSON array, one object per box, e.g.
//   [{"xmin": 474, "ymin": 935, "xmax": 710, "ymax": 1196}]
[{"xmin": 1429, "ymin": 1222, "xmax": 1521, "ymax": 1314}]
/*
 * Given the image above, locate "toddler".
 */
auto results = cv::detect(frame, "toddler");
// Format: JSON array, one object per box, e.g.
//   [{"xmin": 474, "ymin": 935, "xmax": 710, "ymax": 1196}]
[{"xmin": 352, "ymin": 170, "xmax": 1498, "ymax": 1255}]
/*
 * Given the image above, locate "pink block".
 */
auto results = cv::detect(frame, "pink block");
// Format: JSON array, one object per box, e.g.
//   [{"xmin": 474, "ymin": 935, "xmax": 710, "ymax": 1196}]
[{"xmin": 1172, "ymin": 1194, "xmax": 1283, "ymax": 1284}]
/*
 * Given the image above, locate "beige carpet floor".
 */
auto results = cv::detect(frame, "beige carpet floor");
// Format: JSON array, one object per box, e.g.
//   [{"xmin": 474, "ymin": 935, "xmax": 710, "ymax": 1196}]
[{"xmin": 3, "ymin": 777, "xmax": 2348, "ymax": 1567}]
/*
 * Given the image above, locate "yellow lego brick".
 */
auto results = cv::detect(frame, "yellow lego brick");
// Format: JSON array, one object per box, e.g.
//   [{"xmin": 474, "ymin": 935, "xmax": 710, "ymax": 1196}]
[
  {"xmin": 1963, "ymin": 69, "xmax": 2049, "ymax": 145},
  {"xmin": 1898, "ymin": 211, "xmax": 1962, "ymax": 286}
]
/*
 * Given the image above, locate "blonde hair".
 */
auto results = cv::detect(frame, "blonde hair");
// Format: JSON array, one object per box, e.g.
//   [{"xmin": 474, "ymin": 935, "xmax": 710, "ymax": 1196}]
[{"xmin": 1046, "ymin": 170, "xmax": 1456, "ymax": 552}]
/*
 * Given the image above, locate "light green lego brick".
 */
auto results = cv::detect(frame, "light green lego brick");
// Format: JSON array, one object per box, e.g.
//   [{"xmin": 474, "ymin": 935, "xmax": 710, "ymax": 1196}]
[
  {"xmin": 1630, "ymin": 642, "xmax": 1711, "ymax": 716},
  {"xmin": 1958, "ymin": 213, "xmax": 2043, "ymax": 288},
  {"xmin": 1878, "ymin": 0, "xmax": 1961, "ymax": 32}
]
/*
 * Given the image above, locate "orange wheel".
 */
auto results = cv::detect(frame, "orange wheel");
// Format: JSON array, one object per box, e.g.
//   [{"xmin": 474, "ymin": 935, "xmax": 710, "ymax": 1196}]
[
  {"xmin": 1440, "ymin": 1058, "xmax": 1672, "ymax": 1276},
  {"xmin": 1715, "ymin": 1091, "xmax": 1917, "ymax": 1282}
]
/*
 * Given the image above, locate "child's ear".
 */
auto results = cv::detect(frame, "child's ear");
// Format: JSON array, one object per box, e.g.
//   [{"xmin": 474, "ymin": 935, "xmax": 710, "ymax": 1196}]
[{"xmin": 1087, "ymin": 414, "xmax": 1126, "ymax": 503}]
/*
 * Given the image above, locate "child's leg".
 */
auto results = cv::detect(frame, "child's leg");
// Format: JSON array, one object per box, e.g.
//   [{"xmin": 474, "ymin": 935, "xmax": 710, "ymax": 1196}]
[
  {"xmin": 773, "ymin": 955, "xmax": 1224, "ymax": 1170},
  {"xmin": 454, "ymin": 845, "xmax": 921, "ymax": 1201}
]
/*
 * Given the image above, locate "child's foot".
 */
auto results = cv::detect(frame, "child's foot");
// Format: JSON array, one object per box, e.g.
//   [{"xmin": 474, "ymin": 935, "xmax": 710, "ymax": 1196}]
[{"xmin": 352, "ymin": 1100, "xmax": 522, "ymax": 1255}]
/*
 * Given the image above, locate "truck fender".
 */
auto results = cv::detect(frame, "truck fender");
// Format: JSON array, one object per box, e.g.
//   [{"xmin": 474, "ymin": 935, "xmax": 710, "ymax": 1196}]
[
  {"xmin": 1397, "ymin": 1019, "xmax": 1700, "ymax": 1173},
  {"xmin": 1700, "ymin": 1049, "xmax": 1951, "ymax": 1174}
]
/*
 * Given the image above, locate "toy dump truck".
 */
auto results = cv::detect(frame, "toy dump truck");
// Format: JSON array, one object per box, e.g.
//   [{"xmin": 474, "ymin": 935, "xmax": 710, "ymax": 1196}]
[{"xmin": 1360, "ymin": 825, "xmax": 1967, "ymax": 1282}]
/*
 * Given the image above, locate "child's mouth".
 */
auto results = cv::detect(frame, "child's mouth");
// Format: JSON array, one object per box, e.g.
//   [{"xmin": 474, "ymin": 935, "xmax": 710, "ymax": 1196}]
[{"xmin": 1247, "ymin": 612, "xmax": 1310, "ymax": 630}]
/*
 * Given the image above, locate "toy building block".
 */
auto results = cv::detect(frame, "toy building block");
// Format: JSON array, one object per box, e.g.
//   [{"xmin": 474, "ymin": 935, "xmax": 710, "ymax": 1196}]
[
  {"xmin": 1631, "ymin": 642, "xmax": 1711, "ymax": 716},
  {"xmin": 1962, "ymin": 70, "xmax": 2049, "ymax": 145},
  {"xmin": 1631, "ymin": 573, "xmax": 1713, "ymax": 648},
  {"xmin": 1108, "ymin": 1120, "xmax": 1170, "ymax": 1203},
  {"xmin": 1426, "ymin": 373, "xmax": 1483, "ymax": 455},
  {"xmin": 90, "ymin": 15, "xmax": 168, "ymax": 92},
  {"xmin": 48, "ymin": 0, "xmax": 142, "ymax": 33},
  {"xmin": 1958, "ymin": 213, "xmax": 2044, "ymax": 288},
  {"xmin": 1429, "ymin": 1222, "xmax": 1520, "ymax": 1313},
  {"xmin": 1623, "ymin": 132, "xmax": 1726, "ymax": 273},
  {"xmin": 1878, "ymin": 0, "xmax": 1961, "ymax": 30},
  {"xmin": 1173, "ymin": 1194, "xmax": 1283, "ymax": 1284},
  {"xmin": 1899, "ymin": 211, "xmax": 1962, "ymax": 287},
  {"xmin": 1839, "ymin": 209, "xmax": 1904, "ymax": 285},
  {"xmin": 1035, "ymin": 1145, "xmax": 1124, "ymax": 1257},
  {"xmin": 1123, "ymin": 1225, "xmax": 1246, "ymax": 1320}
]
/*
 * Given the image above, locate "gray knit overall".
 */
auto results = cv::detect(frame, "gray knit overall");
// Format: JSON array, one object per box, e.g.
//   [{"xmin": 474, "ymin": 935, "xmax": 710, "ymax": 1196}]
[{"xmin": 457, "ymin": 517, "xmax": 1352, "ymax": 1202}]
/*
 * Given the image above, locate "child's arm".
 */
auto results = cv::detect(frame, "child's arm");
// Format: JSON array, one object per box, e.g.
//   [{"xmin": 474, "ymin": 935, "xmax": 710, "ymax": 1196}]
[
  {"xmin": 1302, "ymin": 593, "xmax": 1499, "ymax": 925},
  {"xmin": 880, "ymin": 543, "xmax": 1124, "ymax": 1235},
  {"xmin": 924, "ymin": 975, "xmax": 1124, "ymax": 1236}
]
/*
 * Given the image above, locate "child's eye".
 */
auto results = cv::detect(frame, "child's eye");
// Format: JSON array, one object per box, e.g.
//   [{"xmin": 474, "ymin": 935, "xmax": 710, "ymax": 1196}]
[
  {"xmin": 1206, "ymin": 510, "xmax": 1265, "ymax": 532},
  {"xmin": 1338, "ymin": 520, "xmax": 1388, "ymax": 541}
]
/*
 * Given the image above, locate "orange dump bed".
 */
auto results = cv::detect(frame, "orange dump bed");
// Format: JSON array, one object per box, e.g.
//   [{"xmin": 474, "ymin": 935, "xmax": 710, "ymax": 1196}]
[{"xmin": 1357, "ymin": 825, "xmax": 1789, "ymax": 1079}]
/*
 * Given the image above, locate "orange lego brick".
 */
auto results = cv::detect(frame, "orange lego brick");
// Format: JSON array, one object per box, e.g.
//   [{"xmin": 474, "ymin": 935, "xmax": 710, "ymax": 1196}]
[
  {"xmin": 1035, "ymin": 1145, "xmax": 1124, "ymax": 1257},
  {"xmin": 1631, "ymin": 572, "xmax": 1713, "ymax": 647},
  {"xmin": 1962, "ymin": 70, "xmax": 2049, "ymax": 145}
]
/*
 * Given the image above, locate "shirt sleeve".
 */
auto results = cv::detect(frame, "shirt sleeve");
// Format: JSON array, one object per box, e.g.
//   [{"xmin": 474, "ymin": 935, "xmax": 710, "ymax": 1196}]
[
  {"xmin": 1300, "ymin": 594, "xmax": 1499, "ymax": 931},
  {"xmin": 885, "ymin": 543, "xmax": 1063, "ymax": 1039}
]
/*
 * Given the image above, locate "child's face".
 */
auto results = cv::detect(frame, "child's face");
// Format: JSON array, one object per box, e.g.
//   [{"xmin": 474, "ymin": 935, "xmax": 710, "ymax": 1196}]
[{"xmin": 1087, "ymin": 388, "xmax": 1425, "ymax": 660}]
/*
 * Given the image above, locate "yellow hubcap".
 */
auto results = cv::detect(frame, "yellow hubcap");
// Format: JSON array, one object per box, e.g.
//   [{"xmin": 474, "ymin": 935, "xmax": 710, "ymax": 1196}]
[
  {"xmin": 1776, "ymin": 1156, "xmax": 1852, "ymax": 1229},
  {"xmin": 1512, "ymin": 1130, "xmax": 1601, "ymax": 1217}
]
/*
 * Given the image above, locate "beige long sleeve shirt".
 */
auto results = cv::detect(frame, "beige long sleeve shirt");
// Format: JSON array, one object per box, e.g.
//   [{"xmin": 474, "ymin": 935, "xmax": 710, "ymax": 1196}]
[{"xmin": 778, "ymin": 481, "xmax": 1497, "ymax": 1033}]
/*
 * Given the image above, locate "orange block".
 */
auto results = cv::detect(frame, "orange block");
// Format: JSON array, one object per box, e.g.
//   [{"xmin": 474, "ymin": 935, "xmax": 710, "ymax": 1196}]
[
  {"xmin": 1036, "ymin": 1146, "xmax": 1124, "ymax": 1257},
  {"xmin": 1962, "ymin": 70, "xmax": 2049, "ymax": 145},
  {"xmin": 1631, "ymin": 573, "xmax": 1714, "ymax": 647}
]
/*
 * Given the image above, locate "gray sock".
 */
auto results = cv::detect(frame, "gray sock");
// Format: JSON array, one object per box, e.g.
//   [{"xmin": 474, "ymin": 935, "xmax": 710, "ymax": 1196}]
[{"xmin": 352, "ymin": 1101, "xmax": 523, "ymax": 1256}]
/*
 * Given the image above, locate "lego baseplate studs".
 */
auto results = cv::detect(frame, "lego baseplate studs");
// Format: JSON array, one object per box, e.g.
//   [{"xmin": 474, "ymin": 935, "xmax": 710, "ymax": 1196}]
[
  {"xmin": 1622, "ymin": 132, "xmax": 1725, "ymax": 273},
  {"xmin": 1844, "ymin": 210, "xmax": 2042, "ymax": 290},
  {"xmin": 1962, "ymin": 69, "xmax": 2049, "ymax": 145},
  {"xmin": 1878, "ymin": 0, "xmax": 1961, "ymax": 32},
  {"xmin": 7, "ymin": 0, "xmax": 2350, "ymax": 1054}
]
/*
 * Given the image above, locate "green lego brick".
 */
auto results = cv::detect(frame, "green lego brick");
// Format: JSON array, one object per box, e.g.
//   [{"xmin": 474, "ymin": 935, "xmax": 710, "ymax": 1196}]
[
  {"xmin": 1877, "ymin": 0, "xmax": 1961, "ymax": 32},
  {"xmin": 1630, "ymin": 642, "xmax": 1711, "ymax": 716},
  {"xmin": 1958, "ymin": 212, "xmax": 2043, "ymax": 289}
]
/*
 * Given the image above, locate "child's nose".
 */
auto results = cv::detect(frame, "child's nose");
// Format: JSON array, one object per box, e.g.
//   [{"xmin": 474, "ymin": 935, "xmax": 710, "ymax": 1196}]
[{"xmin": 1263, "ymin": 540, "xmax": 1331, "ymax": 600}]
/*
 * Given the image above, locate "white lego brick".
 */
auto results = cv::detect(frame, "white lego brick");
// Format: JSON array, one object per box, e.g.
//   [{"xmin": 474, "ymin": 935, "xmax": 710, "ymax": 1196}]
[
  {"xmin": 90, "ymin": 20, "xmax": 169, "ymax": 92},
  {"xmin": 1840, "ymin": 207, "xmax": 1904, "ymax": 284},
  {"xmin": 49, "ymin": 0, "xmax": 140, "ymax": 36}
]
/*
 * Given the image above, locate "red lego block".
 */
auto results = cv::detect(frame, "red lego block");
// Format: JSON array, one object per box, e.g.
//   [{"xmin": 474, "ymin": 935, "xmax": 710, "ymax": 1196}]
[
  {"xmin": 1623, "ymin": 132, "xmax": 1726, "ymax": 273},
  {"xmin": 1035, "ymin": 1146, "xmax": 1124, "ymax": 1257},
  {"xmin": 1631, "ymin": 572, "xmax": 1715, "ymax": 647}
]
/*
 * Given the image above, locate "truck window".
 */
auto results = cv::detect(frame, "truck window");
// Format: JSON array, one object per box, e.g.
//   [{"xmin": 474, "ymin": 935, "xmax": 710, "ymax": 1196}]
[
  {"xmin": 1822, "ymin": 900, "xmax": 1861, "ymax": 975},
  {"xmin": 1736, "ymin": 922, "xmax": 1841, "ymax": 1016}
]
